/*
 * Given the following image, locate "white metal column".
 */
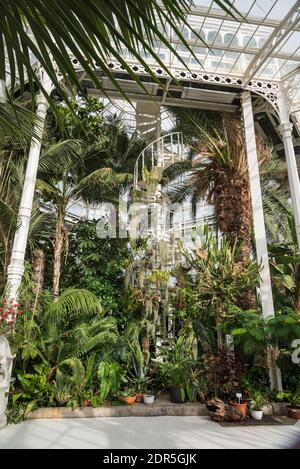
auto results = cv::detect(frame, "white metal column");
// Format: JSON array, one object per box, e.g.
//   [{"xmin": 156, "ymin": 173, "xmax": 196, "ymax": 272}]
[
  {"xmin": 278, "ymin": 88, "xmax": 300, "ymax": 250},
  {"xmin": 0, "ymin": 80, "xmax": 5, "ymax": 103},
  {"xmin": 6, "ymin": 93, "xmax": 49, "ymax": 300},
  {"xmin": 242, "ymin": 91, "xmax": 282, "ymax": 391}
]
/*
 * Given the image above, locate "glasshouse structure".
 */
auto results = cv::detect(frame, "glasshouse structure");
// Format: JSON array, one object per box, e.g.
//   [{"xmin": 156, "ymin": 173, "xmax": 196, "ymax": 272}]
[{"xmin": 0, "ymin": 0, "xmax": 300, "ymax": 433}]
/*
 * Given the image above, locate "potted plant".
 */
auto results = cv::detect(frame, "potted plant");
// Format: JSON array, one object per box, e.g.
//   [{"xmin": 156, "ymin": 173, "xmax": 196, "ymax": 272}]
[
  {"xmin": 144, "ymin": 393, "xmax": 155, "ymax": 405},
  {"xmin": 277, "ymin": 391, "xmax": 300, "ymax": 419},
  {"xmin": 157, "ymin": 338, "xmax": 197, "ymax": 404},
  {"xmin": 250, "ymin": 391, "xmax": 269, "ymax": 420},
  {"xmin": 118, "ymin": 385, "xmax": 137, "ymax": 405},
  {"xmin": 229, "ymin": 393, "xmax": 247, "ymax": 419},
  {"xmin": 134, "ymin": 377, "xmax": 153, "ymax": 403}
]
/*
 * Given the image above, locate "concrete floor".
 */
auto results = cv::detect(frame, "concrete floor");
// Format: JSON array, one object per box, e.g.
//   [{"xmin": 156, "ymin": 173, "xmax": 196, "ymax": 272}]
[{"xmin": 0, "ymin": 416, "xmax": 299, "ymax": 449}]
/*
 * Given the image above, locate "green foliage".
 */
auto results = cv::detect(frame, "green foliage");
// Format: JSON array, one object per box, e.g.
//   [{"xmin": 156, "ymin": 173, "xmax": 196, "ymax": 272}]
[
  {"xmin": 226, "ymin": 307, "xmax": 300, "ymax": 355},
  {"xmin": 183, "ymin": 226, "xmax": 260, "ymax": 346},
  {"xmin": 59, "ymin": 220, "xmax": 133, "ymax": 317},
  {"xmin": 277, "ymin": 391, "xmax": 300, "ymax": 408},
  {"xmin": 97, "ymin": 361, "xmax": 125, "ymax": 403},
  {"xmin": 156, "ymin": 334, "xmax": 199, "ymax": 401},
  {"xmin": 249, "ymin": 390, "xmax": 269, "ymax": 411},
  {"xmin": 12, "ymin": 363, "xmax": 55, "ymax": 416},
  {"xmin": 1, "ymin": 1, "xmax": 225, "ymax": 105},
  {"xmin": 269, "ymin": 215, "xmax": 300, "ymax": 311},
  {"xmin": 46, "ymin": 288, "xmax": 102, "ymax": 325}
]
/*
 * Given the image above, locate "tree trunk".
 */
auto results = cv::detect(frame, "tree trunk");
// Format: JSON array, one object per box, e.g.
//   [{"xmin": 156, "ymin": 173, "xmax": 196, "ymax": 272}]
[
  {"xmin": 31, "ymin": 249, "xmax": 45, "ymax": 294},
  {"xmin": 215, "ymin": 304, "xmax": 223, "ymax": 349},
  {"xmin": 214, "ymin": 171, "xmax": 252, "ymax": 260},
  {"xmin": 52, "ymin": 210, "xmax": 66, "ymax": 298}
]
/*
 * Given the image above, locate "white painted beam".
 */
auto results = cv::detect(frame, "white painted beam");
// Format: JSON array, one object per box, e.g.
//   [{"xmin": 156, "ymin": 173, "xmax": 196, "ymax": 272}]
[{"xmin": 242, "ymin": 90, "xmax": 282, "ymax": 391}]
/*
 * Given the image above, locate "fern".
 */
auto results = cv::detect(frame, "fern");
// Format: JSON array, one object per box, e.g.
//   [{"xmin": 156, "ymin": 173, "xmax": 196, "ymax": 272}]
[{"xmin": 46, "ymin": 288, "xmax": 102, "ymax": 325}]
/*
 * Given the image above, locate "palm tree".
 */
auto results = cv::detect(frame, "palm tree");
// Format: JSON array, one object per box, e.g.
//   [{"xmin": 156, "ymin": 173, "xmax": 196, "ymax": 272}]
[
  {"xmin": 163, "ymin": 108, "xmax": 291, "ymax": 256},
  {"xmin": 1, "ymin": 1, "xmax": 240, "ymax": 106},
  {"xmin": 79, "ymin": 115, "xmax": 147, "ymax": 205},
  {"xmin": 36, "ymin": 100, "xmax": 145, "ymax": 297},
  {"xmin": 0, "ymin": 145, "xmax": 53, "ymax": 291}
]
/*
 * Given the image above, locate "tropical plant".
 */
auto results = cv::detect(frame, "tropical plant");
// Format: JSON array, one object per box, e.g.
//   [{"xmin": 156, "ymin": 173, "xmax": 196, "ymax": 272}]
[
  {"xmin": 277, "ymin": 391, "xmax": 300, "ymax": 409},
  {"xmin": 1, "ymin": 1, "xmax": 241, "ymax": 107},
  {"xmin": 12, "ymin": 363, "xmax": 56, "ymax": 417},
  {"xmin": 0, "ymin": 101, "xmax": 42, "ymax": 145},
  {"xmin": 96, "ymin": 361, "xmax": 125, "ymax": 404},
  {"xmin": 0, "ymin": 143, "xmax": 54, "ymax": 291},
  {"xmin": 249, "ymin": 390, "xmax": 269, "ymax": 411},
  {"xmin": 156, "ymin": 334, "xmax": 199, "ymax": 401},
  {"xmin": 226, "ymin": 307, "xmax": 300, "ymax": 355},
  {"xmin": 163, "ymin": 107, "xmax": 291, "ymax": 251},
  {"xmin": 269, "ymin": 215, "xmax": 300, "ymax": 312},
  {"xmin": 183, "ymin": 226, "xmax": 260, "ymax": 348},
  {"xmin": 56, "ymin": 220, "xmax": 133, "ymax": 318}
]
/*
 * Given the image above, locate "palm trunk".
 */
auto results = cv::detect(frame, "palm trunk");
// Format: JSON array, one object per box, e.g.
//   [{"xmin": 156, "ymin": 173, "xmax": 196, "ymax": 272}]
[
  {"xmin": 215, "ymin": 171, "xmax": 252, "ymax": 259},
  {"xmin": 53, "ymin": 209, "xmax": 65, "ymax": 298},
  {"xmin": 31, "ymin": 249, "xmax": 45, "ymax": 293}
]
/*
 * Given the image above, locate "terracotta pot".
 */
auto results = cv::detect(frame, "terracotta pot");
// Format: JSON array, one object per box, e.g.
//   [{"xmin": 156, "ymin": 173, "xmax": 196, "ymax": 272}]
[
  {"xmin": 118, "ymin": 395, "xmax": 137, "ymax": 405},
  {"xmin": 230, "ymin": 401, "xmax": 248, "ymax": 418},
  {"xmin": 287, "ymin": 406, "xmax": 300, "ymax": 419}
]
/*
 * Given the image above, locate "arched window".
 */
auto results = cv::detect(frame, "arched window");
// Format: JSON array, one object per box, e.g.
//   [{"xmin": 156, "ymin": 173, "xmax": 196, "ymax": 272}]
[
  {"xmin": 207, "ymin": 30, "xmax": 222, "ymax": 56},
  {"xmin": 224, "ymin": 33, "xmax": 238, "ymax": 58},
  {"xmin": 243, "ymin": 36, "xmax": 257, "ymax": 48}
]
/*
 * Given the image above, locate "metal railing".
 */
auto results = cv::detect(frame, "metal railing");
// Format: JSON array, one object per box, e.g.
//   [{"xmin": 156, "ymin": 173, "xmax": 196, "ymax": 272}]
[{"xmin": 133, "ymin": 132, "xmax": 184, "ymax": 189}]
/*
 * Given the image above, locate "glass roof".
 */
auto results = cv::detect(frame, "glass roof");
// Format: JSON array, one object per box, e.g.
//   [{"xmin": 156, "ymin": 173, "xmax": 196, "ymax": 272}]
[{"xmin": 121, "ymin": 0, "xmax": 300, "ymax": 82}]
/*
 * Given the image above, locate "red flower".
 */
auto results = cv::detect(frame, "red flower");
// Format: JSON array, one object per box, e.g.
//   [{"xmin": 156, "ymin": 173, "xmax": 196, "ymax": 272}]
[
  {"xmin": 17, "ymin": 310, "xmax": 23, "ymax": 315},
  {"xmin": 14, "ymin": 303, "xmax": 18, "ymax": 308}
]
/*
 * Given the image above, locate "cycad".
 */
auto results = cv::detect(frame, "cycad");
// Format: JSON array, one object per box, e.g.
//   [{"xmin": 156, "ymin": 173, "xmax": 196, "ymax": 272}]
[{"xmin": 163, "ymin": 107, "xmax": 291, "ymax": 252}]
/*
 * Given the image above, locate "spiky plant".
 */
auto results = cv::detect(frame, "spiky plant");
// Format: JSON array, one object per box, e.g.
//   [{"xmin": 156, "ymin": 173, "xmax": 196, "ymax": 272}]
[{"xmin": 183, "ymin": 226, "xmax": 261, "ymax": 348}]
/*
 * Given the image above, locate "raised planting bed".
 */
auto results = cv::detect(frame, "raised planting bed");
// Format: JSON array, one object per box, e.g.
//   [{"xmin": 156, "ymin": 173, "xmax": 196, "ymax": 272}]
[{"xmin": 26, "ymin": 393, "xmax": 209, "ymax": 420}]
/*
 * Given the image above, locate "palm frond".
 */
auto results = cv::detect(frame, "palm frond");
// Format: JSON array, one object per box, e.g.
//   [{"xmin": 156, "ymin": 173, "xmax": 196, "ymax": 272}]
[
  {"xmin": 46, "ymin": 288, "xmax": 102, "ymax": 324},
  {"xmin": 0, "ymin": 101, "xmax": 42, "ymax": 145},
  {"xmin": 0, "ymin": 199, "xmax": 19, "ymax": 235},
  {"xmin": 38, "ymin": 140, "xmax": 82, "ymax": 173},
  {"xmin": 1, "ymin": 1, "xmax": 241, "ymax": 103}
]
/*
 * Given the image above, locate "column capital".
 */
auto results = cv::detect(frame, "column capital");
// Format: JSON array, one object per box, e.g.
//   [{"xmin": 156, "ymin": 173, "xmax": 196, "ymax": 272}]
[{"xmin": 278, "ymin": 122, "xmax": 293, "ymax": 136}]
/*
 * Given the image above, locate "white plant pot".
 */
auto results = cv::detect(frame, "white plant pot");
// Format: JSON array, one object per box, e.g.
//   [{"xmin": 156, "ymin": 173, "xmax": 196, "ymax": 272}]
[
  {"xmin": 144, "ymin": 394, "xmax": 155, "ymax": 405},
  {"xmin": 250, "ymin": 409, "xmax": 263, "ymax": 420}
]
